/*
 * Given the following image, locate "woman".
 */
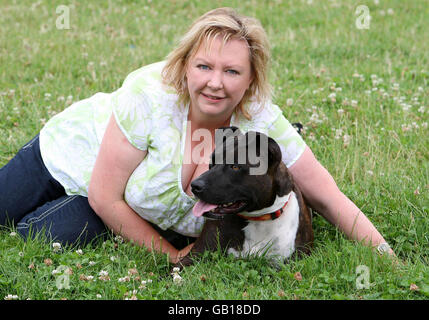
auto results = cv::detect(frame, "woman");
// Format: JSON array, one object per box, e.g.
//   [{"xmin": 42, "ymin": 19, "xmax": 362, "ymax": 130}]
[{"xmin": 0, "ymin": 8, "xmax": 393, "ymax": 263}]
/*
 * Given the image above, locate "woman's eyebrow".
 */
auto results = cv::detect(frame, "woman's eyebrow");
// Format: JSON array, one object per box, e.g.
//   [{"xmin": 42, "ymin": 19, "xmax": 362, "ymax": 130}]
[{"xmin": 193, "ymin": 57, "xmax": 244, "ymax": 70}]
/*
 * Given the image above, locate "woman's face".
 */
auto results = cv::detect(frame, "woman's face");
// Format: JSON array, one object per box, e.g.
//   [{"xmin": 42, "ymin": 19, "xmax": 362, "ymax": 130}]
[{"xmin": 185, "ymin": 37, "xmax": 254, "ymax": 123}]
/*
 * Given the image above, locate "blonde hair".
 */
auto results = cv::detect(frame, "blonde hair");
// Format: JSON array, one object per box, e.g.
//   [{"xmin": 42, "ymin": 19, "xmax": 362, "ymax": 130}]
[{"xmin": 162, "ymin": 7, "xmax": 272, "ymax": 120}]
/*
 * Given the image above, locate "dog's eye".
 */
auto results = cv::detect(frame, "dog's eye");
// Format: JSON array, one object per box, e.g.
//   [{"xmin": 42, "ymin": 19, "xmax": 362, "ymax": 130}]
[{"xmin": 231, "ymin": 165, "xmax": 240, "ymax": 171}]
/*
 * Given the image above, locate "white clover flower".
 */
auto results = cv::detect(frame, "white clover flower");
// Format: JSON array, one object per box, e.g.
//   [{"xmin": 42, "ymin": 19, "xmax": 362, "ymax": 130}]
[
  {"xmin": 9, "ymin": 232, "xmax": 17, "ymax": 237},
  {"xmin": 172, "ymin": 267, "xmax": 180, "ymax": 273},
  {"xmin": 128, "ymin": 268, "xmax": 138, "ymax": 276},
  {"xmin": 52, "ymin": 242, "xmax": 61, "ymax": 252},
  {"xmin": 110, "ymin": 256, "xmax": 117, "ymax": 262},
  {"xmin": 401, "ymin": 104, "xmax": 411, "ymax": 111},
  {"xmin": 418, "ymin": 106, "xmax": 425, "ymax": 113},
  {"xmin": 118, "ymin": 276, "xmax": 130, "ymax": 283},
  {"xmin": 173, "ymin": 273, "xmax": 183, "ymax": 284},
  {"xmin": 351, "ymin": 100, "xmax": 358, "ymax": 107},
  {"xmin": 99, "ymin": 270, "xmax": 109, "ymax": 277},
  {"xmin": 334, "ymin": 128, "xmax": 343, "ymax": 140},
  {"xmin": 52, "ymin": 269, "xmax": 61, "ymax": 276},
  {"xmin": 286, "ymin": 98, "xmax": 293, "ymax": 107},
  {"xmin": 114, "ymin": 235, "xmax": 124, "ymax": 243},
  {"xmin": 96, "ymin": 294, "xmax": 102, "ymax": 299},
  {"xmin": 89, "ymin": 261, "xmax": 96, "ymax": 266},
  {"xmin": 98, "ymin": 270, "xmax": 110, "ymax": 281},
  {"xmin": 343, "ymin": 134, "xmax": 351, "ymax": 147},
  {"xmin": 4, "ymin": 294, "xmax": 19, "ymax": 300},
  {"xmin": 75, "ymin": 249, "xmax": 83, "ymax": 255},
  {"xmin": 337, "ymin": 109, "xmax": 344, "ymax": 115}
]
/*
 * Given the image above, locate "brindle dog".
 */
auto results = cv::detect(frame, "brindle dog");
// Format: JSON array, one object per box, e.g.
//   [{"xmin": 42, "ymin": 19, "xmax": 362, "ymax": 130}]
[{"xmin": 176, "ymin": 127, "xmax": 313, "ymax": 268}]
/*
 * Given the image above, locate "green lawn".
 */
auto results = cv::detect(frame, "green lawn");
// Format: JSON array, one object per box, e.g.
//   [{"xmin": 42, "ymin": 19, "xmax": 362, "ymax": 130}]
[{"xmin": 0, "ymin": 0, "xmax": 428, "ymax": 300}]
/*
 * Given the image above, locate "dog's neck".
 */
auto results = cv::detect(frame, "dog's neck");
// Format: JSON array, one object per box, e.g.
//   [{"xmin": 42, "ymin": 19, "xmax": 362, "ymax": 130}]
[{"xmin": 237, "ymin": 192, "xmax": 292, "ymax": 220}]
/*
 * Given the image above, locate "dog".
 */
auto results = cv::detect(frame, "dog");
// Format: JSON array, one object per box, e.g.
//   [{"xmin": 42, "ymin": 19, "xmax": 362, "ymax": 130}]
[{"xmin": 176, "ymin": 127, "xmax": 313, "ymax": 268}]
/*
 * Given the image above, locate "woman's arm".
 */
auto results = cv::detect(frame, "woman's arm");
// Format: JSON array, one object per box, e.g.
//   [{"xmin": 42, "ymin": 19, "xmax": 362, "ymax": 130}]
[
  {"xmin": 88, "ymin": 114, "xmax": 191, "ymax": 263},
  {"xmin": 288, "ymin": 146, "xmax": 394, "ymax": 255}
]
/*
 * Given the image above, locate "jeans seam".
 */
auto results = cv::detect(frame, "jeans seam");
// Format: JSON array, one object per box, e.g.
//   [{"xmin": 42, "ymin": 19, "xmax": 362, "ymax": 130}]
[
  {"xmin": 17, "ymin": 196, "xmax": 78, "ymax": 229},
  {"xmin": 22, "ymin": 135, "xmax": 39, "ymax": 150}
]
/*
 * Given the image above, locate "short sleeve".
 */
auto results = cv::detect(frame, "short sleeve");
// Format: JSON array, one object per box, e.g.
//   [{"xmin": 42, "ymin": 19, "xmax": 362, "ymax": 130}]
[
  {"xmin": 112, "ymin": 86, "xmax": 153, "ymax": 151},
  {"xmin": 268, "ymin": 113, "xmax": 306, "ymax": 168}
]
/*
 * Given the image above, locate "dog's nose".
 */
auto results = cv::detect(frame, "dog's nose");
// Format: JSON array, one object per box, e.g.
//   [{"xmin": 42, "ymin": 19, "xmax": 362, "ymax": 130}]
[{"xmin": 190, "ymin": 179, "xmax": 206, "ymax": 195}]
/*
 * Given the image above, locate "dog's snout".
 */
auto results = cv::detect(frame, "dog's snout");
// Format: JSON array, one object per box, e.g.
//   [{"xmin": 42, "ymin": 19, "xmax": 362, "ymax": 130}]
[{"xmin": 191, "ymin": 179, "xmax": 206, "ymax": 195}]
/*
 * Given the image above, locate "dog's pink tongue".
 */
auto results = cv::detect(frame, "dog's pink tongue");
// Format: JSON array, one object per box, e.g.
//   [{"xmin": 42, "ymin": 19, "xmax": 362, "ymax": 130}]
[{"xmin": 193, "ymin": 200, "xmax": 218, "ymax": 217}]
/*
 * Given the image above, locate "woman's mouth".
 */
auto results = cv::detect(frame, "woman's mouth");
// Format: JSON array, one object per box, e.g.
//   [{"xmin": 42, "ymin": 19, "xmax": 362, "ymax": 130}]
[{"xmin": 201, "ymin": 92, "xmax": 225, "ymax": 102}]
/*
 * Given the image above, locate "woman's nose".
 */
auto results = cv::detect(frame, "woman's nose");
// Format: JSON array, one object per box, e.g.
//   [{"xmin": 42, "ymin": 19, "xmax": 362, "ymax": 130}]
[{"xmin": 207, "ymin": 71, "xmax": 223, "ymax": 90}]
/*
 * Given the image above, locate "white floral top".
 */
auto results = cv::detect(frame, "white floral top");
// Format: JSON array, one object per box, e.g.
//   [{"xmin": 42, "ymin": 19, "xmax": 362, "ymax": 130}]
[{"xmin": 39, "ymin": 61, "xmax": 306, "ymax": 237}]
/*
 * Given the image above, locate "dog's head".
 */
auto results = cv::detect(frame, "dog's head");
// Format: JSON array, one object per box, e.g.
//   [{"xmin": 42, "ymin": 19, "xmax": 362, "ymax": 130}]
[{"xmin": 191, "ymin": 126, "xmax": 294, "ymax": 220}]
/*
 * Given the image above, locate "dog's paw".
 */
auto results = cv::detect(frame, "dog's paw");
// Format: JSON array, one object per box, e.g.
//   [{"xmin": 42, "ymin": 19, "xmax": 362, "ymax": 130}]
[{"xmin": 171, "ymin": 255, "xmax": 194, "ymax": 273}]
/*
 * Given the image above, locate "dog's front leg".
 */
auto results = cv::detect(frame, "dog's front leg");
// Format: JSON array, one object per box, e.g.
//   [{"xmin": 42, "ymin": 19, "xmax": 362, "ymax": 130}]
[
  {"xmin": 174, "ymin": 221, "xmax": 224, "ymax": 269},
  {"xmin": 174, "ymin": 217, "xmax": 245, "ymax": 269}
]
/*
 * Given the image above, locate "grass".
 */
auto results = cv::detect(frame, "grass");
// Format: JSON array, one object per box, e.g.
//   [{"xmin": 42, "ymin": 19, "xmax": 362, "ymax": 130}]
[{"xmin": 0, "ymin": 0, "xmax": 428, "ymax": 300}]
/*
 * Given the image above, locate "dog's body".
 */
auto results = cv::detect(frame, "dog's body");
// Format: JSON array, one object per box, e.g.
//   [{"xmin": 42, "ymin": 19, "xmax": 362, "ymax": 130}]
[{"xmin": 177, "ymin": 127, "xmax": 313, "ymax": 267}]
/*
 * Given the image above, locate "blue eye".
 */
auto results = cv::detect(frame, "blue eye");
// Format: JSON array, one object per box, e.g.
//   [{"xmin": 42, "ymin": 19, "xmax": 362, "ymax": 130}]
[
  {"xmin": 197, "ymin": 64, "xmax": 210, "ymax": 70},
  {"xmin": 227, "ymin": 69, "xmax": 239, "ymax": 75}
]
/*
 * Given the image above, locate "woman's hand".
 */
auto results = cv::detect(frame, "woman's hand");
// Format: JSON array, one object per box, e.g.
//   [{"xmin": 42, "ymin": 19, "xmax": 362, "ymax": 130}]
[
  {"xmin": 289, "ymin": 146, "xmax": 394, "ymax": 253},
  {"xmin": 171, "ymin": 242, "xmax": 195, "ymax": 264}
]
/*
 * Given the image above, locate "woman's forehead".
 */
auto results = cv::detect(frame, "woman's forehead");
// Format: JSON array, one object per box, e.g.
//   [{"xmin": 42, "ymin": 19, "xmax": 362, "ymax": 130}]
[{"xmin": 190, "ymin": 36, "xmax": 251, "ymax": 66}]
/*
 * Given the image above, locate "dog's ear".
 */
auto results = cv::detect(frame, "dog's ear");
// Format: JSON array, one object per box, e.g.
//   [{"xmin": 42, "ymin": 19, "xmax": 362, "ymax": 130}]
[
  {"xmin": 267, "ymin": 137, "xmax": 294, "ymax": 196},
  {"xmin": 267, "ymin": 136, "xmax": 282, "ymax": 168}
]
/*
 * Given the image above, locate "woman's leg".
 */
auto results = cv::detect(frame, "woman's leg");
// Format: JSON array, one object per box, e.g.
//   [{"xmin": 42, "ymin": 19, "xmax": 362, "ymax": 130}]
[
  {"xmin": 0, "ymin": 135, "xmax": 66, "ymax": 226},
  {"xmin": 16, "ymin": 195, "xmax": 109, "ymax": 247}
]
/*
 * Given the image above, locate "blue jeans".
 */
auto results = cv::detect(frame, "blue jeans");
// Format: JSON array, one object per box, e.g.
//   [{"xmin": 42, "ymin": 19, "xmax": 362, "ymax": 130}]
[
  {"xmin": 0, "ymin": 134, "xmax": 194, "ymax": 249},
  {"xmin": 0, "ymin": 135, "xmax": 108, "ymax": 246}
]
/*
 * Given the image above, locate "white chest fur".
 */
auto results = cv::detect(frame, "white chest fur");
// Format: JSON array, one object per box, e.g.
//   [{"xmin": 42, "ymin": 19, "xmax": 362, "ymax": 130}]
[{"xmin": 228, "ymin": 191, "xmax": 300, "ymax": 260}]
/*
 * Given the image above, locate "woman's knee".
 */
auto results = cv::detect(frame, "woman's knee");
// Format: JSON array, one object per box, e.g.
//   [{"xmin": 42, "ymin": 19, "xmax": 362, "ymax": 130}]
[{"xmin": 16, "ymin": 195, "xmax": 108, "ymax": 247}]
